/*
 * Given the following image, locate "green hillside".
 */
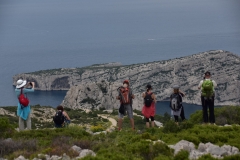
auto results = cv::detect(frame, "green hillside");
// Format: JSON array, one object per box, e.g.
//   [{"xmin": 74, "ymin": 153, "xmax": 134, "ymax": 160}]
[{"xmin": 1, "ymin": 106, "xmax": 240, "ymax": 159}]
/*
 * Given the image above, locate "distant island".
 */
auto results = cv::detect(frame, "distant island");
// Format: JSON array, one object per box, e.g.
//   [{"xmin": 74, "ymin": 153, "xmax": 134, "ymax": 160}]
[{"xmin": 13, "ymin": 50, "xmax": 240, "ymax": 110}]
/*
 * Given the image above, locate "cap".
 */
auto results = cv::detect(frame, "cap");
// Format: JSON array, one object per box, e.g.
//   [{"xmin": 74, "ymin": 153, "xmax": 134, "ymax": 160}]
[
  {"xmin": 172, "ymin": 85, "xmax": 180, "ymax": 89},
  {"xmin": 123, "ymin": 80, "xmax": 129, "ymax": 84}
]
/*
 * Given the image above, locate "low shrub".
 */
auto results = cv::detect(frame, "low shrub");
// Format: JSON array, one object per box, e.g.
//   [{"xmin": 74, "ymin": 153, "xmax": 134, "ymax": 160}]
[
  {"xmin": 173, "ymin": 150, "xmax": 189, "ymax": 160},
  {"xmin": 0, "ymin": 117, "xmax": 16, "ymax": 138}
]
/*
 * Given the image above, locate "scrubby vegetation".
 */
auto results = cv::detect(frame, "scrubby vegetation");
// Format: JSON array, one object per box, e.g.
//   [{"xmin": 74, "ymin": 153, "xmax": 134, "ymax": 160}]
[
  {"xmin": 1, "ymin": 106, "xmax": 240, "ymax": 159},
  {"xmin": 188, "ymin": 106, "xmax": 240, "ymax": 125}
]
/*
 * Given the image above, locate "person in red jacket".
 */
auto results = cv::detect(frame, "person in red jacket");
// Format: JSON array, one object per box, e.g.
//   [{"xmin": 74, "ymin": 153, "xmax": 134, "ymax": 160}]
[{"xmin": 116, "ymin": 80, "xmax": 135, "ymax": 131}]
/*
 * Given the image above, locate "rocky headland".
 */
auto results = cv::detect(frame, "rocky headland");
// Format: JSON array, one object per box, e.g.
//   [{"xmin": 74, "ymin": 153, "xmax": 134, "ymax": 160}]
[{"xmin": 13, "ymin": 50, "xmax": 240, "ymax": 110}]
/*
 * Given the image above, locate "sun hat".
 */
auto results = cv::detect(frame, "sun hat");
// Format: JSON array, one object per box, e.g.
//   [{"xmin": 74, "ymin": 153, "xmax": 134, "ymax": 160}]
[
  {"xmin": 16, "ymin": 79, "xmax": 27, "ymax": 89},
  {"xmin": 172, "ymin": 85, "xmax": 180, "ymax": 89}
]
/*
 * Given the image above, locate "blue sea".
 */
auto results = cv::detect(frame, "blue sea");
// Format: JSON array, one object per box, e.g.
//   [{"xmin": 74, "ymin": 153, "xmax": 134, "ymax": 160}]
[{"xmin": 0, "ymin": 0, "xmax": 240, "ymax": 117}]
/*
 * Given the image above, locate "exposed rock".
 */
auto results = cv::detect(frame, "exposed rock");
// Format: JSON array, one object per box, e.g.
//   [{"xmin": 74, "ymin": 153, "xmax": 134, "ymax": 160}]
[
  {"xmin": 169, "ymin": 140, "xmax": 240, "ymax": 159},
  {"xmin": 70, "ymin": 145, "xmax": 82, "ymax": 154},
  {"xmin": 14, "ymin": 155, "xmax": 28, "ymax": 160},
  {"xmin": 197, "ymin": 143, "xmax": 206, "ymax": 152},
  {"xmin": 207, "ymin": 145, "xmax": 228, "ymax": 156},
  {"xmin": 61, "ymin": 80, "xmax": 144, "ymax": 110},
  {"xmin": 62, "ymin": 153, "xmax": 71, "ymax": 160},
  {"xmin": 49, "ymin": 155, "xmax": 61, "ymax": 160},
  {"xmin": 77, "ymin": 149, "xmax": 96, "ymax": 159},
  {"xmin": 13, "ymin": 50, "xmax": 240, "ymax": 106},
  {"xmin": 169, "ymin": 140, "xmax": 195, "ymax": 155}
]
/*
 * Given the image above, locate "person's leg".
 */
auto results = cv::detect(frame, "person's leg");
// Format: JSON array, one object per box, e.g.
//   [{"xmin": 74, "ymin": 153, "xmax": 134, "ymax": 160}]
[
  {"xmin": 180, "ymin": 107, "xmax": 186, "ymax": 121},
  {"xmin": 150, "ymin": 116, "xmax": 155, "ymax": 127},
  {"xmin": 118, "ymin": 109, "xmax": 124, "ymax": 130},
  {"xmin": 26, "ymin": 112, "xmax": 31, "ymax": 130},
  {"xmin": 126, "ymin": 104, "xmax": 135, "ymax": 130},
  {"xmin": 202, "ymin": 97, "xmax": 208, "ymax": 123},
  {"xmin": 145, "ymin": 117, "xmax": 150, "ymax": 128},
  {"xmin": 130, "ymin": 118, "xmax": 135, "ymax": 130},
  {"xmin": 174, "ymin": 115, "xmax": 178, "ymax": 122},
  {"xmin": 118, "ymin": 118, "xmax": 123, "ymax": 130},
  {"xmin": 19, "ymin": 117, "xmax": 25, "ymax": 131},
  {"xmin": 209, "ymin": 98, "xmax": 215, "ymax": 124}
]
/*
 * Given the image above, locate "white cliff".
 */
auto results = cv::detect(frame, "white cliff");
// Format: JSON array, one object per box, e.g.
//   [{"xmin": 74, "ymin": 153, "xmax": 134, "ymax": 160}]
[{"xmin": 13, "ymin": 50, "xmax": 240, "ymax": 107}]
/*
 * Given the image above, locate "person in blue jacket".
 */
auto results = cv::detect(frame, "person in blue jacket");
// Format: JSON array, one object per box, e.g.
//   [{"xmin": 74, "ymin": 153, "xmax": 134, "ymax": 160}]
[{"xmin": 15, "ymin": 79, "xmax": 35, "ymax": 131}]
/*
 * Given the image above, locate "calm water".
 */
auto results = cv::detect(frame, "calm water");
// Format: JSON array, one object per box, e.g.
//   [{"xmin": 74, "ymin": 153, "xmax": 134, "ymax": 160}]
[
  {"xmin": 0, "ymin": 0, "xmax": 240, "ymax": 106},
  {"xmin": 156, "ymin": 101, "xmax": 202, "ymax": 119}
]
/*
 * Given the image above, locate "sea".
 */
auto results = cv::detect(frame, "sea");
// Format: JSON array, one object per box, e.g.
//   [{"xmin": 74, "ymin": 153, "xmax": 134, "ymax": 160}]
[{"xmin": 0, "ymin": 0, "xmax": 240, "ymax": 118}]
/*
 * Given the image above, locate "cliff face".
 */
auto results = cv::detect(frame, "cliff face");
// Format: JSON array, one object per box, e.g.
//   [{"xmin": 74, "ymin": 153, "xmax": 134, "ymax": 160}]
[
  {"xmin": 61, "ymin": 81, "xmax": 143, "ymax": 110},
  {"xmin": 13, "ymin": 50, "xmax": 240, "ymax": 108}
]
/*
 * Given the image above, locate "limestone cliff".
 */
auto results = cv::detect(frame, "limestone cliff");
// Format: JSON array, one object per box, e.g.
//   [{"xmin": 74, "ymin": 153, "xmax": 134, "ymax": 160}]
[
  {"xmin": 61, "ymin": 81, "xmax": 143, "ymax": 110},
  {"xmin": 13, "ymin": 50, "xmax": 240, "ymax": 108}
]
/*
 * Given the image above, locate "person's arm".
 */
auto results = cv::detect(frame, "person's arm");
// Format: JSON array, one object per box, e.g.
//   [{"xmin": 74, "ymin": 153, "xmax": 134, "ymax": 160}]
[
  {"xmin": 63, "ymin": 111, "xmax": 70, "ymax": 120},
  {"xmin": 198, "ymin": 80, "xmax": 203, "ymax": 89},
  {"xmin": 179, "ymin": 90, "xmax": 185, "ymax": 97},
  {"xmin": 152, "ymin": 94, "xmax": 157, "ymax": 103},
  {"xmin": 142, "ymin": 92, "xmax": 146, "ymax": 98},
  {"xmin": 212, "ymin": 80, "xmax": 217, "ymax": 87}
]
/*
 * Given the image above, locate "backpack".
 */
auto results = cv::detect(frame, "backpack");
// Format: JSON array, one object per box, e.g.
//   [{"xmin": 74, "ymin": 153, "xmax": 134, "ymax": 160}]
[
  {"xmin": 18, "ymin": 89, "xmax": 29, "ymax": 108},
  {"xmin": 53, "ymin": 110, "xmax": 65, "ymax": 125},
  {"xmin": 170, "ymin": 93, "xmax": 182, "ymax": 111},
  {"xmin": 201, "ymin": 79, "xmax": 214, "ymax": 97},
  {"xmin": 118, "ymin": 87, "xmax": 131, "ymax": 104},
  {"xmin": 144, "ymin": 92, "xmax": 153, "ymax": 107}
]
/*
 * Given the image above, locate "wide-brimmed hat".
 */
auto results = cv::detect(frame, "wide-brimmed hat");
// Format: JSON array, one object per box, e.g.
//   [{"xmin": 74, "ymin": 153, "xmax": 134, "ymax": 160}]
[{"xmin": 16, "ymin": 79, "xmax": 27, "ymax": 89}]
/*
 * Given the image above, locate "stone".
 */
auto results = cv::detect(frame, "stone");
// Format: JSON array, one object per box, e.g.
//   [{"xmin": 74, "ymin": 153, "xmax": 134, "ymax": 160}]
[
  {"xmin": 78, "ymin": 149, "xmax": 96, "ymax": 158},
  {"xmin": 50, "ymin": 155, "xmax": 61, "ymax": 160},
  {"xmin": 3, "ymin": 138, "xmax": 13, "ymax": 143},
  {"xmin": 14, "ymin": 155, "xmax": 27, "ymax": 160},
  {"xmin": 170, "ymin": 140, "xmax": 195, "ymax": 155},
  {"xmin": 71, "ymin": 145, "xmax": 82, "ymax": 154},
  {"xmin": 198, "ymin": 143, "xmax": 206, "ymax": 152},
  {"xmin": 221, "ymin": 145, "xmax": 232, "ymax": 153},
  {"xmin": 207, "ymin": 145, "xmax": 228, "ymax": 156},
  {"xmin": 62, "ymin": 153, "xmax": 71, "ymax": 160},
  {"xmin": 232, "ymin": 146, "xmax": 239, "ymax": 155}
]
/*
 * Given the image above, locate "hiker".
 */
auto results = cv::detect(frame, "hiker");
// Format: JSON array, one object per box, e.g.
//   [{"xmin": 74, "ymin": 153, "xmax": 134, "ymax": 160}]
[
  {"xmin": 15, "ymin": 79, "xmax": 35, "ymax": 131},
  {"xmin": 169, "ymin": 85, "xmax": 186, "ymax": 124},
  {"xmin": 198, "ymin": 71, "xmax": 217, "ymax": 124},
  {"xmin": 116, "ymin": 80, "xmax": 135, "ymax": 131},
  {"xmin": 141, "ymin": 84, "xmax": 157, "ymax": 128},
  {"xmin": 53, "ymin": 105, "xmax": 71, "ymax": 128}
]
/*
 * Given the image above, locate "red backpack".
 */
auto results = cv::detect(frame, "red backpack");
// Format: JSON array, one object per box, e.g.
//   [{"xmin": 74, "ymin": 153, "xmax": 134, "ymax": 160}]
[
  {"xmin": 119, "ymin": 87, "xmax": 131, "ymax": 104},
  {"xmin": 18, "ymin": 89, "xmax": 29, "ymax": 108}
]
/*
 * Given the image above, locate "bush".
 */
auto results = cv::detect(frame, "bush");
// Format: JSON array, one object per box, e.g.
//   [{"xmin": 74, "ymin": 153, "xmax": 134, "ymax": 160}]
[
  {"xmin": 162, "ymin": 120, "xmax": 179, "ymax": 133},
  {"xmin": 0, "ymin": 117, "xmax": 16, "ymax": 138},
  {"xmin": 152, "ymin": 142, "xmax": 173, "ymax": 157},
  {"xmin": 90, "ymin": 125, "xmax": 104, "ymax": 132},
  {"xmin": 173, "ymin": 150, "xmax": 189, "ymax": 160},
  {"xmin": 198, "ymin": 154, "xmax": 217, "ymax": 160},
  {"xmin": 189, "ymin": 106, "xmax": 240, "ymax": 125}
]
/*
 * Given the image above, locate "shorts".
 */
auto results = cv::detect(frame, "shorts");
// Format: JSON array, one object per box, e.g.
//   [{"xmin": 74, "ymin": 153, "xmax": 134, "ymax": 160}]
[{"xmin": 118, "ymin": 104, "xmax": 133, "ymax": 119}]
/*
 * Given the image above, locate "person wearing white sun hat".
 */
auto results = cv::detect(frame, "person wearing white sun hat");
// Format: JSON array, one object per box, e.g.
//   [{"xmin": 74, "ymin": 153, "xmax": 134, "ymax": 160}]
[{"xmin": 15, "ymin": 79, "xmax": 35, "ymax": 131}]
